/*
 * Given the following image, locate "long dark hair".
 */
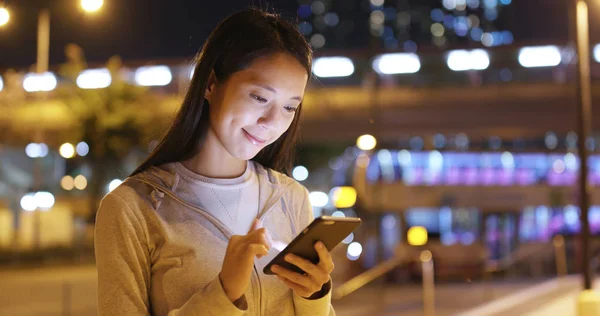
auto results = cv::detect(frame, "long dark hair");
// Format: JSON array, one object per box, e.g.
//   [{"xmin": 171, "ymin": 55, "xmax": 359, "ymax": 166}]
[{"xmin": 131, "ymin": 8, "xmax": 312, "ymax": 177}]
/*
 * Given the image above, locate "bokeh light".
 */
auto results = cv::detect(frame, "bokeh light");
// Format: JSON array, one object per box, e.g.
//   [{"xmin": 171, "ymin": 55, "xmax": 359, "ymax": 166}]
[
  {"xmin": 292, "ymin": 166, "xmax": 309, "ymax": 181},
  {"xmin": 357, "ymin": 134, "xmax": 377, "ymax": 151},
  {"xmin": 74, "ymin": 175, "xmax": 88, "ymax": 190},
  {"xmin": 108, "ymin": 179, "xmax": 123, "ymax": 192},
  {"xmin": 20, "ymin": 193, "xmax": 37, "ymax": 212},
  {"xmin": 23, "ymin": 72, "xmax": 57, "ymax": 92},
  {"xmin": 312, "ymin": 57, "xmax": 354, "ymax": 78},
  {"xmin": 60, "ymin": 143, "xmax": 76, "ymax": 159},
  {"xmin": 309, "ymin": 191, "xmax": 329, "ymax": 207},
  {"xmin": 61, "ymin": 176, "xmax": 75, "ymax": 191},
  {"xmin": 77, "ymin": 68, "xmax": 111, "ymax": 89},
  {"xmin": 0, "ymin": 8, "xmax": 9, "ymax": 27},
  {"xmin": 81, "ymin": 0, "xmax": 104, "ymax": 13},
  {"xmin": 408, "ymin": 226, "xmax": 428, "ymax": 246},
  {"xmin": 35, "ymin": 191, "xmax": 55, "ymax": 210},
  {"xmin": 76, "ymin": 142, "xmax": 89, "ymax": 156},
  {"xmin": 135, "ymin": 66, "xmax": 172, "ymax": 86},
  {"xmin": 347, "ymin": 242, "xmax": 363, "ymax": 260}
]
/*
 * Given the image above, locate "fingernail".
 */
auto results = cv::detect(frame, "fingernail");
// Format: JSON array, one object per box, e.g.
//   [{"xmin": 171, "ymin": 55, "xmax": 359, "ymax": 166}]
[
  {"xmin": 285, "ymin": 255, "xmax": 292, "ymax": 261},
  {"xmin": 317, "ymin": 242, "xmax": 324, "ymax": 249}
]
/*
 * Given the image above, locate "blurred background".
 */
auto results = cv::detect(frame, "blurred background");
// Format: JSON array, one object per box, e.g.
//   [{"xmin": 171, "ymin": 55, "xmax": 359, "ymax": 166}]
[{"xmin": 2, "ymin": 0, "xmax": 600, "ymax": 315}]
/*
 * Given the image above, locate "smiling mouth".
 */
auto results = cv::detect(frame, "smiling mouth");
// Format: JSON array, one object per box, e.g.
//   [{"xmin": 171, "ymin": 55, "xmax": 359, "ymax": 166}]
[{"xmin": 243, "ymin": 129, "xmax": 268, "ymax": 146}]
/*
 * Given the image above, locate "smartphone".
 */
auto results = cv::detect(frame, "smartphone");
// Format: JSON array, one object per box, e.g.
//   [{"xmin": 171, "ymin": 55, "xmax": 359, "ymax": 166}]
[{"xmin": 263, "ymin": 216, "xmax": 362, "ymax": 275}]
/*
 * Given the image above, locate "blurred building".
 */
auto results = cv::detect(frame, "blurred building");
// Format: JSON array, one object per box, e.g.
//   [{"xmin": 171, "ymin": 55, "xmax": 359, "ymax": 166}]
[{"xmin": 297, "ymin": 0, "xmax": 515, "ymax": 50}]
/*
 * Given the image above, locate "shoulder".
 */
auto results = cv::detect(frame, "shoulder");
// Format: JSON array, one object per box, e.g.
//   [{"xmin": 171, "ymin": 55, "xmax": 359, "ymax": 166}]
[
  {"xmin": 101, "ymin": 177, "xmax": 153, "ymax": 210},
  {"xmin": 96, "ymin": 169, "xmax": 165, "ymax": 223}
]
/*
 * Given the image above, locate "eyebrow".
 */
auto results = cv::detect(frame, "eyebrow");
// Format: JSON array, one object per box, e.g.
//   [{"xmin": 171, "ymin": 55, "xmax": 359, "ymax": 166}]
[{"xmin": 253, "ymin": 83, "xmax": 303, "ymax": 102}]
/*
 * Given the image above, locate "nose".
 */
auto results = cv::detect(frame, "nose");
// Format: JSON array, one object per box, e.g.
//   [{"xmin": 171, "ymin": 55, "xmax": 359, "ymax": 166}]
[{"xmin": 257, "ymin": 105, "xmax": 279, "ymax": 130}]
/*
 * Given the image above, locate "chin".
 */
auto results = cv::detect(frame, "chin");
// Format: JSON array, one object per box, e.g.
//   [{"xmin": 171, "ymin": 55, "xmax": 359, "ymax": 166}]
[{"xmin": 231, "ymin": 146, "xmax": 262, "ymax": 161}]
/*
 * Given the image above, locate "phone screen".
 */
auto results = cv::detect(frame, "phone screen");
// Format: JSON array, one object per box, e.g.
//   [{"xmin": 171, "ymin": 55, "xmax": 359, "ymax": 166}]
[{"xmin": 263, "ymin": 216, "xmax": 361, "ymax": 275}]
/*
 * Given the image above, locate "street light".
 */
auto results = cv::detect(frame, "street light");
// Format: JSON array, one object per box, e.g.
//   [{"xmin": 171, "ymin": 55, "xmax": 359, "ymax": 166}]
[
  {"xmin": 33, "ymin": 1, "xmax": 103, "ymax": 73},
  {"xmin": 0, "ymin": 7, "xmax": 9, "ymax": 27},
  {"xmin": 573, "ymin": 0, "xmax": 600, "ymax": 315},
  {"xmin": 81, "ymin": 0, "xmax": 104, "ymax": 13}
]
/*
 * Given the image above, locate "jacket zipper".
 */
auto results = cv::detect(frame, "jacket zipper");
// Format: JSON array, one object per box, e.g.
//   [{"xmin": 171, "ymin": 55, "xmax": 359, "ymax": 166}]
[{"xmin": 133, "ymin": 177, "xmax": 285, "ymax": 316}]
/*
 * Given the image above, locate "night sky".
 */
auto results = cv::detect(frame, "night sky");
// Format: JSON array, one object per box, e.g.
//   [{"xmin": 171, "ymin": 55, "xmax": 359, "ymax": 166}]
[
  {"xmin": 0, "ymin": 0, "xmax": 298, "ymax": 69},
  {"xmin": 0, "ymin": 0, "xmax": 597, "ymax": 70}
]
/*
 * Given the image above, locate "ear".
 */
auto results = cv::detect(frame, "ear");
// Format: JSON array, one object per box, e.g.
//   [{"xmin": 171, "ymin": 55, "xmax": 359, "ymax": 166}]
[{"xmin": 205, "ymin": 70, "xmax": 218, "ymax": 103}]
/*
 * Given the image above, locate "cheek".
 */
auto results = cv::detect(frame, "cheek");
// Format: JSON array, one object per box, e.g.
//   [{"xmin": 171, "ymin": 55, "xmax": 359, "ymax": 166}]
[
  {"xmin": 272, "ymin": 116, "xmax": 296, "ymax": 141},
  {"xmin": 233, "ymin": 109, "xmax": 260, "ymax": 129},
  {"xmin": 217, "ymin": 99, "xmax": 253, "ymax": 128}
]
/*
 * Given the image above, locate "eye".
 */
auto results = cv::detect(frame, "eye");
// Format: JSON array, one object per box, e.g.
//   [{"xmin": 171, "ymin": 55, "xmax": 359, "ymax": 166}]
[
  {"xmin": 250, "ymin": 94, "xmax": 268, "ymax": 103},
  {"xmin": 284, "ymin": 106, "xmax": 298, "ymax": 113}
]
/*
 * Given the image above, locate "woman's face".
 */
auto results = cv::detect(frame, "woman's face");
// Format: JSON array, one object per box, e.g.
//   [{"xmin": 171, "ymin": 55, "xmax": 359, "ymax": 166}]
[{"xmin": 205, "ymin": 53, "xmax": 309, "ymax": 161}]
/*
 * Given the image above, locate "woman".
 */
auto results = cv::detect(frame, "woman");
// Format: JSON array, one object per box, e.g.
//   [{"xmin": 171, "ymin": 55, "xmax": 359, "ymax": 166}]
[{"xmin": 94, "ymin": 8, "xmax": 336, "ymax": 316}]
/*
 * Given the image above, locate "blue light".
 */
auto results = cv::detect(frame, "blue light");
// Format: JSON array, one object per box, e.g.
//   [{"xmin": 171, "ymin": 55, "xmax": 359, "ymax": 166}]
[
  {"xmin": 500, "ymin": 0, "xmax": 511, "ymax": 4},
  {"xmin": 455, "ymin": 27, "xmax": 468, "ymax": 37},
  {"xmin": 443, "ymin": 15, "xmax": 454, "ymax": 29},
  {"xmin": 384, "ymin": 7, "xmax": 397, "ymax": 21},
  {"xmin": 383, "ymin": 26, "xmax": 394, "ymax": 38},
  {"xmin": 434, "ymin": 134, "xmax": 447, "ymax": 148},
  {"xmin": 431, "ymin": 9, "xmax": 444, "ymax": 22},
  {"xmin": 441, "ymin": 233, "xmax": 456, "ymax": 245},
  {"xmin": 470, "ymin": 27, "xmax": 483, "ymax": 41},
  {"xmin": 501, "ymin": 30, "xmax": 514, "ymax": 45},
  {"xmin": 324, "ymin": 12, "xmax": 339, "ymax": 26},
  {"xmin": 440, "ymin": 207, "xmax": 453, "ymax": 231},
  {"xmin": 460, "ymin": 232, "xmax": 476, "ymax": 245},
  {"xmin": 587, "ymin": 137, "xmax": 596, "ymax": 151},
  {"xmin": 366, "ymin": 157, "xmax": 381, "ymax": 182},
  {"xmin": 403, "ymin": 40, "xmax": 418, "ymax": 53},
  {"xmin": 536, "ymin": 206, "xmax": 550, "ymax": 226},
  {"xmin": 565, "ymin": 206, "xmax": 579, "ymax": 226},
  {"xmin": 410, "ymin": 137, "xmax": 424, "ymax": 150},
  {"xmin": 298, "ymin": 22, "xmax": 313, "ymax": 35},
  {"xmin": 298, "ymin": 5, "xmax": 311, "ymax": 19},
  {"xmin": 485, "ymin": 8, "xmax": 498, "ymax": 20},
  {"xmin": 454, "ymin": 17, "xmax": 469, "ymax": 37},
  {"xmin": 484, "ymin": 0, "xmax": 498, "ymax": 8},
  {"xmin": 384, "ymin": 37, "xmax": 399, "ymax": 49},
  {"xmin": 467, "ymin": 0, "xmax": 480, "ymax": 9},
  {"xmin": 492, "ymin": 32, "xmax": 503, "ymax": 46},
  {"xmin": 499, "ymin": 68, "xmax": 512, "ymax": 82}
]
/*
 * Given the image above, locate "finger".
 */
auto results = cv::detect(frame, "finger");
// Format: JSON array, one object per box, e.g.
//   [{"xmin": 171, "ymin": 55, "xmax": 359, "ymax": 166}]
[
  {"xmin": 283, "ymin": 254, "xmax": 328, "ymax": 284},
  {"xmin": 247, "ymin": 226, "xmax": 266, "ymax": 237},
  {"xmin": 246, "ymin": 229, "xmax": 271, "ymax": 250},
  {"xmin": 249, "ymin": 218, "xmax": 262, "ymax": 233},
  {"xmin": 276, "ymin": 275, "xmax": 313, "ymax": 298},
  {"xmin": 271, "ymin": 265, "xmax": 313, "ymax": 289},
  {"xmin": 248, "ymin": 243, "xmax": 269, "ymax": 259},
  {"xmin": 252, "ymin": 219, "xmax": 274, "ymax": 248},
  {"xmin": 315, "ymin": 241, "xmax": 335, "ymax": 273}
]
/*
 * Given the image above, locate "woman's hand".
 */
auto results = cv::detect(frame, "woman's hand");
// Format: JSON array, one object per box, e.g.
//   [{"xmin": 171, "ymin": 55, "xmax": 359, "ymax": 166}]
[
  {"xmin": 219, "ymin": 219, "xmax": 271, "ymax": 303},
  {"xmin": 271, "ymin": 241, "xmax": 334, "ymax": 298}
]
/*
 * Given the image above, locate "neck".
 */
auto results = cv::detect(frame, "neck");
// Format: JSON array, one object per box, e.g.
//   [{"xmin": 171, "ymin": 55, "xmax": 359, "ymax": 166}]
[{"xmin": 182, "ymin": 131, "xmax": 247, "ymax": 179}]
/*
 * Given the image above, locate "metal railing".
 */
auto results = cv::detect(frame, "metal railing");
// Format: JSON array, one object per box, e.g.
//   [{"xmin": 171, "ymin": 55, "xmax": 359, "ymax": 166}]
[
  {"xmin": 483, "ymin": 236, "xmax": 567, "ymax": 277},
  {"xmin": 334, "ymin": 236, "xmax": 570, "ymax": 316},
  {"xmin": 333, "ymin": 249, "xmax": 437, "ymax": 316}
]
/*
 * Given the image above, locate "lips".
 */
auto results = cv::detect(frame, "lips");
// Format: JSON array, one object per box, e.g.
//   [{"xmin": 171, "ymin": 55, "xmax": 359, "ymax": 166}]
[{"xmin": 243, "ymin": 129, "xmax": 268, "ymax": 146}]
